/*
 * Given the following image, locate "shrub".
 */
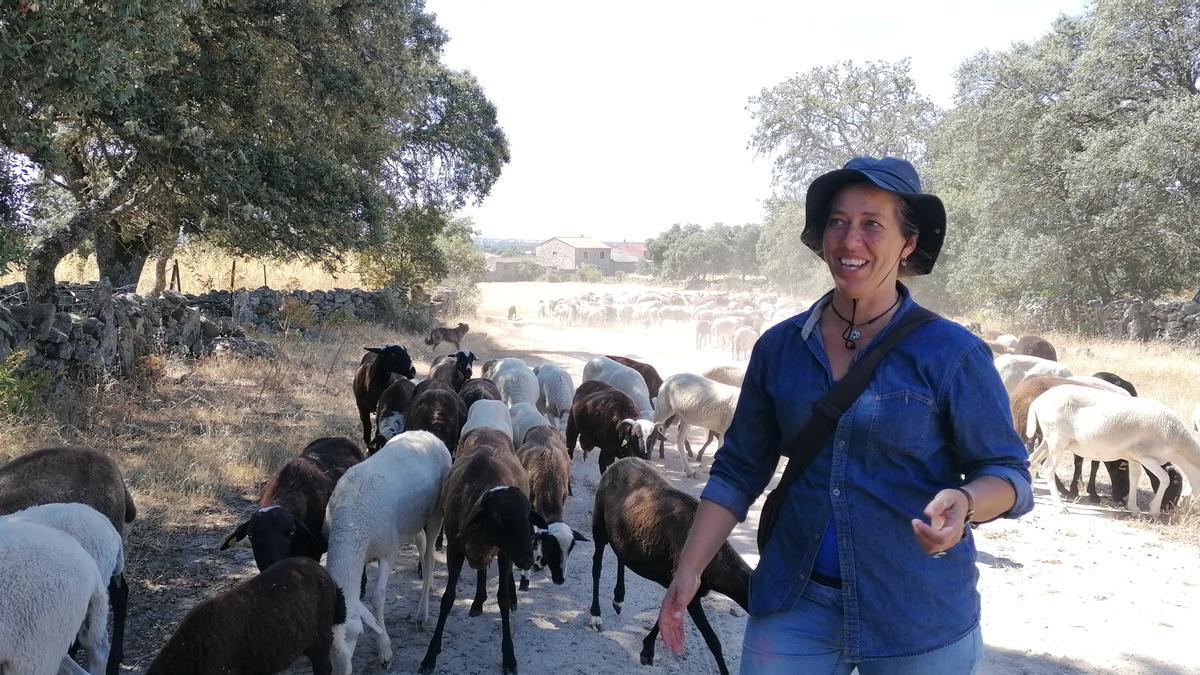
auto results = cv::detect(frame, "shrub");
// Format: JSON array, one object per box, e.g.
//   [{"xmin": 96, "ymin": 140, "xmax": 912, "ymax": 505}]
[
  {"xmin": 578, "ymin": 264, "xmax": 603, "ymax": 283},
  {"xmin": 0, "ymin": 349, "xmax": 49, "ymax": 415}
]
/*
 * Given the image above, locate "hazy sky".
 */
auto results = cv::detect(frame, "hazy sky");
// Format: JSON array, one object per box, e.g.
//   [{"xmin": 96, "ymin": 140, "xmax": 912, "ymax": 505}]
[{"xmin": 425, "ymin": 0, "xmax": 1089, "ymax": 243}]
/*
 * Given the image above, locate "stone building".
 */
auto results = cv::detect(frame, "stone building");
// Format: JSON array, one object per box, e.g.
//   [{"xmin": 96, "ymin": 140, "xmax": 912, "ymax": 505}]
[{"xmin": 534, "ymin": 237, "xmax": 613, "ymax": 274}]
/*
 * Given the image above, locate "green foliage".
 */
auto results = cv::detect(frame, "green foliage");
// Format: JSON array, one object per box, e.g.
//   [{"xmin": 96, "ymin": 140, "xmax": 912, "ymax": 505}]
[
  {"xmin": 0, "ymin": 350, "xmax": 48, "ymax": 416},
  {"xmin": 577, "ymin": 264, "xmax": 603, "ymax": 283},
  {"xmin": 756, "ymin": 197, "xmax": 829, "ymax": 295},
  {"xmin": 930, "ymin": 0, "xmax": 1200, "ymax": 319},
  {"xmin": 357, "ymin": 205, "xmax": 451, "ymax": 290},
  {"xmin": 2, "ymin": 1, "xmax": 509, "ymax": 291},
  {"xmin": 645, "ymin": 223, "xmax": 760, "ymax": 280},
  {"xmin": 749, "ymin": 59, "xmax": 941, "ymax": 188},
  {"xmin": 512, "ymin": 261, "xmax": 543, "ymax": 281}
]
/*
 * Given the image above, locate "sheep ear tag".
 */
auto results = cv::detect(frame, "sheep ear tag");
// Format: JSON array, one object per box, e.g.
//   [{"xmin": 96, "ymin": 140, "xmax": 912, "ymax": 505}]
[{"xmin": 620, "ymin": 438, "xmax": 628, "ymax": 447}]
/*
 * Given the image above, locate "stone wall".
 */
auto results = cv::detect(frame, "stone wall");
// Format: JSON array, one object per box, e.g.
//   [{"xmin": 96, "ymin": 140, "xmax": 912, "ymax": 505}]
[
  {"xmin": 1093, "ymin": 296, "xmax": 1200, "ymax": 342},
  {"xmin": 0, "ymin": 281, "xmax": 427, "ymax": 382}
]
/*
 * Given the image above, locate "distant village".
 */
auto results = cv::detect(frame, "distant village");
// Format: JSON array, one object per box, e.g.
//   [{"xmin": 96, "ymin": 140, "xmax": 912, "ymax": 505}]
[{"xmin": 475, "ymin": 236, "xmax": 647, "ymax": 281}]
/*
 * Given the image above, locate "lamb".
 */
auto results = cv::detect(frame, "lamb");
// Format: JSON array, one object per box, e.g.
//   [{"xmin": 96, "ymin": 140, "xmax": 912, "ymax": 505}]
[
  {"xmin": 700, "ymin": 365, "xmax": 746, "ymax": 388},
  {"xmin": 407, "ymin": 379, "xmax": 468, "ymax": 453},
  {"xmin": 354, "ymin": 344, "xmax": 416, "ymax": 447},
  {"xmin": 654, "ymin": 373, "xmax": 740, "ymax": 478},
  {"xmin": 590, "ymin": 458, "xmax": 749, "ymax": 675},
  {"xmin": 0, "ymin": 446, "xmax": 135, "ymax": 675},
  {"xmin": 518, "ymin": 426, "xmax": 586, "ymax": 591},
  {"xmin": 220, "ymin": 437, "xmax": 364, "ymax": 570},
  {"xmin": 324, "ymin": 430, "xmax": 452, "ymax": 670},
  {"xmin": 566, "ymin": 385, "xmax": 654, "ymax": 473},
  {"xmin": 731, "ymin": 326, "xmax": 758, "ymax": 361},
  {"xmin": 145, "ymin": 557, "xmax": 354, "ymax": 675},
  {"xmin": 1028, "ymin": 385, "xmax": 1200, "ymax": 516},
  {"xmin": 993, "ymin": 353, "xmax": 1073, "ymax": 393},
  {"xmin": 460, "ymin": 377, "xmax": 503, "ymax": 410},
  {"xmin": 1015, "ymin": 334, "xmax": 1058, "ymax": 361},
  {"xmin": 429, "ymin": 349, "xmax": 478, "ymax": 391},
  {"xmin": 419, "ymin": 430, "xmax": 535, "ymax": 675},
  {"xmin": 533, "ymin": 362, "xmax": 575, "ymax": 431},
  {"xmin": 583, "ymin": 356, "xmax": 655, "ymax": 419},
  {"xmin": 461, "ymin": 399, "xmax": 515, "ymax": 445},
  {"xmin": 424, "ymin": 321, "xmax": 471, "ymax": 351},
  {"xmin": 603, "ymin": 355, "xmax": 664, "ymax": 400},
  {"xmin": 510, "ymin": 400, "xmax": 553, "ymax": 446},
  {"xmin": 0, "ymin": 520, "xmax": 111, "ymax": 675},
  {"xmin": 492, "ymin": 357, "xmax": 540, "ymax": 407},
  {"xmin": 695, "ymin": 320, "xmax": 712, "ymax": 349},
  {"xmin": 372, "ymin": 377, "xmax": 416, "ymax": 450}
]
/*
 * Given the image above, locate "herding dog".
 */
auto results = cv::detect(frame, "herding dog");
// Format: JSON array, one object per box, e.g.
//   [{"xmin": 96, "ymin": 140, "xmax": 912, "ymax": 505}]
[{"xmin": 424, "ymin": 322, "xmax": 470, "ymax": 351}]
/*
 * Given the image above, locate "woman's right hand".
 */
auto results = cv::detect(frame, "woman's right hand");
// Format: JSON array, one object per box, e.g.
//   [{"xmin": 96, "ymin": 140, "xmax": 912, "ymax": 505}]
[{"xmin": 658, "ymin": 568, "xmax": 702, "ymax": 654}]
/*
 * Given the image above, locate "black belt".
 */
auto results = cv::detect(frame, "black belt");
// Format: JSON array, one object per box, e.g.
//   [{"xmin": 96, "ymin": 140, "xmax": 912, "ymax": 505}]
[{"xmin": 810, "ymin": 571, "xmax": 843, "ymax": 589}]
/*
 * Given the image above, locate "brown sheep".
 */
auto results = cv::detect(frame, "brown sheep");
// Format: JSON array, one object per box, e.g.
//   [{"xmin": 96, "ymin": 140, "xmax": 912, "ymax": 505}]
[
  {"xmin": 459, "ymin": 377, "xmax": 502, "ymax": 410},
  {"xmin": 1015, "ymin": 335, "xmax": 1058, "ymax": 361},
  {"xmin": 429, "ymin": 350, "xmax": 478, "ymax": 392},
  {"xmin": 518, "ymin": 427, "xmax": 585, "ymax": 589},
  {"xmin": 604, "ymin": 355, "xmax": 663, "ymax": 399},
  {"xmin": 0, "ymin": 445, "xmax": 135, "ymax": 675},
  {"xmin": 407, "ymin": 381, "xmax": 468, "ymax": 454},
  {"xmin": 424, "ymin": 322, "xmax": 470, "ymax": 351},
  {"xmin": 354, "ymin": 344, "xmax": 416, "ymax": 448},
  {"xmin": 695, "ymin": 319, "xmax": 712, "ymax": 349},
  {"xmin": 420, "ymin": 433, "xmax": 534, "ymax": 675},
  {"xmin": 221, "ymin": 437, "xmax": 364, "ymax": 570},
  {"xmin": 565, "ymin": 387, "xmax": 653, "ymax": 472},
  {"xmin": 590, "ymin": 458, "xmax": 749, "ymax": 675},
  {"xmin": 146, "ymin": 557, "xmax": 350, "ymax": 675}
]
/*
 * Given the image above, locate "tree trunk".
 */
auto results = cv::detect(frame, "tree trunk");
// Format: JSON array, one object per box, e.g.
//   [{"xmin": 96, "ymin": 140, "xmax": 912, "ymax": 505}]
[
  {"xmin": 24, "ymin": 152, "xmax": 141, "ymax": 303},
  {"xmin": 95, "ymin": 221, "xmax": 154, "ymax": 290}
]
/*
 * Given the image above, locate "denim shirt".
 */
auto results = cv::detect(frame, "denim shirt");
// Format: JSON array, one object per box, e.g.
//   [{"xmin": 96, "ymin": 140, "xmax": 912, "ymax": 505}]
[{"xmin": 700, "ymin": 285, "xmax": 1034, "ymax": 661}]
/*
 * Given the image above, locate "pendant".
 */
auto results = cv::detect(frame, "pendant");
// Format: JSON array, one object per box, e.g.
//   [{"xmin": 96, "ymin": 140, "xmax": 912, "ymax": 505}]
[{"xmin": 847, "ymin": 327, "xmax": 862, "ymax": 340}]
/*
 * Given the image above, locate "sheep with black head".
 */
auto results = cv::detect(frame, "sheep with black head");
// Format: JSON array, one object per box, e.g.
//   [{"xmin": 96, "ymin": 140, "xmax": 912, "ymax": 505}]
[
  {"xmin": 420, "ymin": 430, "xmax": 535, "ymax": 675},
  {"xmin": 221, "ymin": 437, "xmax": 363, "ymax": 570},
  {"xmin": 354, "ymin": 344, "xmax": 416, "ymax": 447},
  {"xmin": 565, "ymin": 385, "xmax": 653, "ymax": 472},
  {"xmin": 518, "ymin": 426, "xmax": 587, "ymax": 591}
]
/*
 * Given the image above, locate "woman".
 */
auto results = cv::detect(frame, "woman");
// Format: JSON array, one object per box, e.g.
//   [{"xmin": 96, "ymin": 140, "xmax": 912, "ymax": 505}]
[{"xmin": 657, "ymin": 157, "xmax": 1033, "ymax": 673}]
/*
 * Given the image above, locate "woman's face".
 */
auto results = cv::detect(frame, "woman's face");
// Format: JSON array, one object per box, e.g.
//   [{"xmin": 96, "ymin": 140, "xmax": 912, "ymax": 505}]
[{"xmin": 821, "ymin": 183, "xmax": 917, "ymax": 300}]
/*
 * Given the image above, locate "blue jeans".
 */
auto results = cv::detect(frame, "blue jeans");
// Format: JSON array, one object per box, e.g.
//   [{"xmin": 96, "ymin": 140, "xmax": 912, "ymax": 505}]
[{"xmin": 741, "ymin": 580, "xmax": 983, "ymax": 674}]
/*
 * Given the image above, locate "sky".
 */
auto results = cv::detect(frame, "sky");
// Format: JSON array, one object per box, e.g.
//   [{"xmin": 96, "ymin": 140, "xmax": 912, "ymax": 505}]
[{"xmin": 425, "ymin": 0, "xmax": 1090, "ymax": 243}]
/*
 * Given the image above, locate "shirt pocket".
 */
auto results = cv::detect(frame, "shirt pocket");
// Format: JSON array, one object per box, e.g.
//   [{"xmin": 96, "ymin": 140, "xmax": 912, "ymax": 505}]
[{"xmin": 869, "ymin": 389, "xmax": 937, "ymax": 458}]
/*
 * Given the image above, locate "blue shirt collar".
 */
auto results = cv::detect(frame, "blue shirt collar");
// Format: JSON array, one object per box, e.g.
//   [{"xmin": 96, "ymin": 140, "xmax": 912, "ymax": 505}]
[{"xmin": 797, "ymin": 283, "xmax": 913, "ymax": 341}]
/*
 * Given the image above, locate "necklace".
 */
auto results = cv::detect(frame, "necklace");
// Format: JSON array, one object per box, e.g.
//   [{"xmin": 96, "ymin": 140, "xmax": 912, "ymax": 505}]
[{"xmin": 828, "ymin": 294, "xmax": 902, "ymax": 350}]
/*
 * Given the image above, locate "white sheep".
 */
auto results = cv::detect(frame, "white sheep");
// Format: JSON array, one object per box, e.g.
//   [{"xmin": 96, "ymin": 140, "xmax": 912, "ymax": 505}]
[
  {"xmin": 701, "ymin": 365, "xmax": 745, "ymax": 388},
  {"xmin": 995, "ymin": 333, "xmax": 1019, "ymax": 350},
  {"xmin": 654, "ymin": 373, "xmax": 741, "ymax": 478},
  {"xmin": 492, "ymin": 357, "xmax": 540, "ymax": 407},
  {"xmin": 1028, "ymin": 385, "xmax": 1200, "ymax": 516},
  {"xmin": 510, "ymin": 400, "xmax": 552, "ymax": 446},
  {"xmin": 0, "ymin": 502, "xmax": 125, "ymax": 601},
  {"xmin": 461, "ymin": 399, "xmax": 515, "ymax": 444},
  {"xmin": 0, "ymin": 519, "xmax": 110, "ymax": 675},
  {"xmin": 1193, "ymin": 401, "xmax": 1200, "ymax": 432},
  {"xmin": 994, "ymin": 353, "xmax": 1073, "ymax": 393},
  {"xmin": 323, "ymin": 430, "xmax": 452, "ymax": 671},
  {"xmin": 710, "ymin": 316, "xmax": 740, "ymax": 348},
  {"xmin": 731, "ymin": 326, "xmax": 758, "ymax": 361},
  {"xmin": 532, "ymin": 362, "xmax": 575, "ymax": 431},
  {"xmin": 583, "ymin": 356, "xmax": 654, "ymax": 420}
]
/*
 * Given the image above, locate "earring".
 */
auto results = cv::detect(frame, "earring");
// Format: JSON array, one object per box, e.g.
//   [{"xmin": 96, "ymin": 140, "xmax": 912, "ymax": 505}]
[{"xmin": 900, "ymin": 258, "xmax": 909, "ymax": 267}]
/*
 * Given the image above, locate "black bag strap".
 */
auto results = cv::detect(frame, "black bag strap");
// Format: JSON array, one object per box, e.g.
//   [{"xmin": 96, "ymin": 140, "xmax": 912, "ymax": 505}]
[{"xmin": 765, "ymin": 306, "xmax": 939, "ymax": 522}]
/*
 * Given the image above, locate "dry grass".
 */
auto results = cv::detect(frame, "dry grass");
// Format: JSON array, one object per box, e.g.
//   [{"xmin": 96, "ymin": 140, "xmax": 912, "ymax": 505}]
[{"xmin": 0, "ymin": 244, "xmax": 367, "ymax": 293}]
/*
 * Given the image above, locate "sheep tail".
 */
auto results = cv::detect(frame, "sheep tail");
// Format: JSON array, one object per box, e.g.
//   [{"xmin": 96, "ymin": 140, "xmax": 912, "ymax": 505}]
[{"xmin": 1025, "ymin": 403, "xmax": 1039, "ymax": 442}]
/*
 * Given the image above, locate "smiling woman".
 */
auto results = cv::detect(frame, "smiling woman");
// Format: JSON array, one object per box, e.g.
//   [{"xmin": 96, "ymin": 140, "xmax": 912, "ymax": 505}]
[{"xmin": 657, "ymin": 156, "xmax": 1034, "ymax": 674}]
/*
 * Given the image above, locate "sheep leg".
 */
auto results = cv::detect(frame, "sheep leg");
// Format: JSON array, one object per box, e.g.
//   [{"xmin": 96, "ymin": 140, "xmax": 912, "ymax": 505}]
[
  {"xmin": 676, "ymin": 422, "xmax": 695, "ymax": 478},
  {"xmin": 58, "ymin": 657, "xmax": 89, "ymax": 675},
  {"xmin": 589, "ymin": 530, "xmax": 607, "ymax": 631},
  {"xmin": 1142, "ymin": 460, "xmax": 1169, "ymax": 517},
  {"xmin": 506, "ymin": 563, "xmax": 519, "ymax": 613},
  {"xmin": 1125, "ymin": 459, "xmax": 1142, "ymax": 516},
  {"xmin": 418, "ymin": 514, "xmax": 441, "ymax": 628},
  {"xmin": 695, "ymin": 431, "xmax": 720, "ymax": 464},
  {"xmin": 106, "ymin": 574, "xmax": 127, "ymax": 675},
  {"xmin": 419, "ymin": 549, "xmax": 464, "ymax": 675},
  {"xmin": 639, "ymin": 620, "xmax": 661, "ymax": 666},
  {"xmin": 359, "ymin": 407, "xmax": 374, "ymax": 450},
  {"xmin": 1107, "ymin": 460, "xmax": 1131, "ymax": 503},
  {"xmin": 613, "ymin": 557, "xmax": 626, "ymax": 614},
  {"xmin": 687, "ymin": 597, "xmax": 731, "ymax": 675},
  {"xmin": 470, "ymin": 567, "xmax": 488, "ymax": 616},
  {"xmin": 371, "ymin": 556, "xmax": 393, "ymax": 669},
  {"xmin": 519, "ymin": 568, "xmax": 530, "ymax": 592},
  {"xmin": 498, "ymin": 554, "xmax": 518, "ymax": 674},
  {"xmin": 566, "ymin": 414, "xmax": 579, "ymax": 460}
]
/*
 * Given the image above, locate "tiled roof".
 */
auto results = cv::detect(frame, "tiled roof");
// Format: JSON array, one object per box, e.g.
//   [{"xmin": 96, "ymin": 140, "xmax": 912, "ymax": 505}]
[{"xmin": 544, "ymin": 237, "xmax": 611, "ymax": 250}]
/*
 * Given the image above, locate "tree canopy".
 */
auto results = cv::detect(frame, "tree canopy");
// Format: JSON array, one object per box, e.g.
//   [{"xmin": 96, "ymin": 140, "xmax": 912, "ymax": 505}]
[{"xmin": 1, "ymin": 1, "xmax": 508, "ymax": 300}]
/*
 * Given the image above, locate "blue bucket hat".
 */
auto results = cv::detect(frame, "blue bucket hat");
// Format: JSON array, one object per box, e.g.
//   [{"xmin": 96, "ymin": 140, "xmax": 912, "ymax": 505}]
[{"xmin": 801, "ymin": 156, "xmax": 946, "ymax": 275}]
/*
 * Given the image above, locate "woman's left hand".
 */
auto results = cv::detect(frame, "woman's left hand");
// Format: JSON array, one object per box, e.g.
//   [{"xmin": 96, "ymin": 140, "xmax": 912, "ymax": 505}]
[{"xmin": 911, "ymin": 489, "xmax": 970, "ymax": 555}]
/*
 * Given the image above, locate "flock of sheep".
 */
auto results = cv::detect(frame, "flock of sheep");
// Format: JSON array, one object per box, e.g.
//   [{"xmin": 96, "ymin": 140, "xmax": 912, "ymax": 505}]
[{"xmin": 5, "ymin": 285, "xmax": 1200, "ymax": 675}]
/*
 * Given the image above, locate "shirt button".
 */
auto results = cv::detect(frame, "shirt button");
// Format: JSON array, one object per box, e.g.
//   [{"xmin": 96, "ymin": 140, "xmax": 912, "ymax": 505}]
[
  {"xmin": 835, "ymin": 440, "xmax": 846, "ymax": 449},
  {"xmin": 832, "ymin": 488, "xmax": 841, "ymax": 497}
]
